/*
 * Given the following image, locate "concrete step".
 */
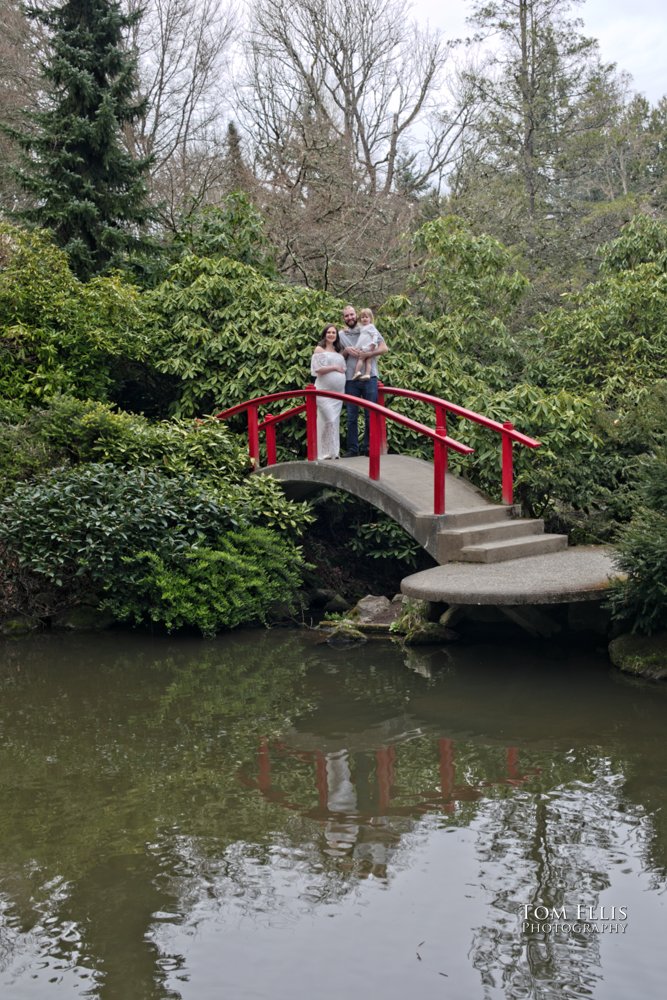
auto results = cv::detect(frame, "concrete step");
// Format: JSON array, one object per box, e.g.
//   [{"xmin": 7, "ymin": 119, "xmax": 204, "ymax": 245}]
[
  {"xmin": 459, "ymin": 533, "xmax": 568, "ymax": 564},
  {"xmin": 439, "ymin": 504, "xmax": 521, "ymax": 529},
  {"xmin": 444, "ymin": 518, "xmax": 544, "ymax": 547},
  {"xmin": 437, "ymin": 518, "xmax": 544, "ymax": 561}
]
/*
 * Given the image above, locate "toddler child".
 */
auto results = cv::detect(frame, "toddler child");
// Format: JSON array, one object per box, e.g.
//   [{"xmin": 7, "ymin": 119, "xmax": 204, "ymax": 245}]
[{"xmin": 352, "ymin": 308, "xmax": 381, "ymax": 380}]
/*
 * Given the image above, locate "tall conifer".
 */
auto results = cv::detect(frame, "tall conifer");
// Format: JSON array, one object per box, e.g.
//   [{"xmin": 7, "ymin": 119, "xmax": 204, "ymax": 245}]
[{"xmin": 14, "ymin": 0, "xmax": 151, "ymax": 278}]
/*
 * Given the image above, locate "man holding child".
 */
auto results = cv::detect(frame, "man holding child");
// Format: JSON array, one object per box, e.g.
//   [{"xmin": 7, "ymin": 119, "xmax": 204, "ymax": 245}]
[{"xmin": 338, "ymin": 304, "xmax": 388, "ymax": 457}]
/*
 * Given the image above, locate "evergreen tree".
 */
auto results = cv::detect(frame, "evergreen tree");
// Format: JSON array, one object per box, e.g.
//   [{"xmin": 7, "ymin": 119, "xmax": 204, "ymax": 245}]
[
  {"xmin": 447, "ymin": 0, "xmax": 640, "ymax": 314},
  {"xmin": 222, "ymin": 122, "xmax": 255, "ymax": 195},
  {"xmin": 461, "ymin": 0, "xmax": 607, "ymax": 219},
  {"xmin": 12, "ymin": 0, "xmax": 151, "ymax": 279}
]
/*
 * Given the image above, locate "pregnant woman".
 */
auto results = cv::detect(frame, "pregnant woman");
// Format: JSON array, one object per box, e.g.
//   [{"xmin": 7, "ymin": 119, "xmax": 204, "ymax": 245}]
[{"xmin": 310, "ymin": 324, "xmax": 347, "ymax": 460}]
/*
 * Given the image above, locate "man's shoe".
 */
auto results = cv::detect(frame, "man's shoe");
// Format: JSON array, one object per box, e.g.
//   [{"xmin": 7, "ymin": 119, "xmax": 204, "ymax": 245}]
[
  {"xmin": 360, "ymin": 448, "xmax": 368, "ymax": 456},
  {"xmin": 344, "ymin": 450, "xmax": 358, "ymax": 457}
]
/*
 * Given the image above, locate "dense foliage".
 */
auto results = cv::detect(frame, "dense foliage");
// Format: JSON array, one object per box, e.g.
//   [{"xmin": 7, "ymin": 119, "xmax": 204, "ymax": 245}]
[
  {"xmin": 0, "ymin": 395, "xmax": 249, "ymax": 492},
  {"xmin": 105, "ymin": 528, "xmax": 304, "ymax": 636},
  {"xmin": 0, "ymin": 224, "xmax": 148, "ymax": 403},
  {"xmin": 0, "ymin": 387, "xmax": 312, "ymax": 634},
  {"xmin": 148, "ymin": 253, "xmax": 336, "ymax": 417},
  {"xmin": 532, "ymin": 217, "xmax": 667, "ymax": 402},
  {"xmin": 609, "ymin": 442, "xmax": 667, "ymax": 634},
  {"xmin": 1, "ymin": 209, "xmax": 666, "ymax": 633},
  {"xmin": 0, "ymin": 463, "xmax": 305, "ymax": 636}
]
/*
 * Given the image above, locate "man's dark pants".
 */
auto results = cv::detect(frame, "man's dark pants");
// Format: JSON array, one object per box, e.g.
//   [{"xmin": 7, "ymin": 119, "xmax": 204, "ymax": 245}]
[{"xmin": 345, "ymin": 376, "xmax": 378, "ymax": 455}]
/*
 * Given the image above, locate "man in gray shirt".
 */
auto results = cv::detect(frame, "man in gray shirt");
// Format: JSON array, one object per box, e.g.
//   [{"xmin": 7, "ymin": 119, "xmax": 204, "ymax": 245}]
[{"xmin": 338, "ymin": 304, "xmax": 388, "ymax": 456}]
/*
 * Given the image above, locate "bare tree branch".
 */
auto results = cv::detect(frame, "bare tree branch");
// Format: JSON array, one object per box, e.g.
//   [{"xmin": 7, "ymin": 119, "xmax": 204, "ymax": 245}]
[
  {"xmin": 239, "ymin": 0, "xmax": 462, "ymax": 196},
  {"xmin": 123, "ymin": 0, "xmax": 236, "ymax": 227}
]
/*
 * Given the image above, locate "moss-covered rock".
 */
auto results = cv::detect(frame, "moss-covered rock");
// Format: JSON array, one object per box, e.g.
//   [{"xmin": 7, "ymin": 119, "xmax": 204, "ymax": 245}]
[
  {"xmin": 400, "ymin": 623, "xmax": 458, "ymax": 645},
  {"xmin": 0, "ymin": 616, "xmax": 41, "ymax": 637},
  {"xmin": 608, "ymin": 633, "xmax": 667, "ymax": 680},
  {"xmin": 324, "ymin": 625, "xmax": 367, "ymax": 647}
]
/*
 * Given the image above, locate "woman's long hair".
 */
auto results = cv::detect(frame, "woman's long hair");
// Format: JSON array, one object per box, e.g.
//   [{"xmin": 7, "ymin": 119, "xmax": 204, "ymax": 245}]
[{"xmin": 317, "ymin": 324, "xmax": 342, "ymax": 352}]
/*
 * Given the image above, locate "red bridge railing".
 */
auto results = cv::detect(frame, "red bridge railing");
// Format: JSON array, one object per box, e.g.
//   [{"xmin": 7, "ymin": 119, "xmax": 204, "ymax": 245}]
[
  {"xmin": 377, "ymin": 386, "xmax": 541, "ymax": 506},
  {"xmin": 214, "ymin": 385, "xmax": 540, "ymax": 515}
]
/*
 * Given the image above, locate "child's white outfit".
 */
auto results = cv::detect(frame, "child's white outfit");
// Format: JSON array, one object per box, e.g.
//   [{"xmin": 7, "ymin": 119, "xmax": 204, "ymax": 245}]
[
  {"xmin": 353, "ymin": 323, "xmax": 381, "ymax": 378},
  {"xmin": 357, "ymin": 323, "xmax": 380, "ymax": 354}
]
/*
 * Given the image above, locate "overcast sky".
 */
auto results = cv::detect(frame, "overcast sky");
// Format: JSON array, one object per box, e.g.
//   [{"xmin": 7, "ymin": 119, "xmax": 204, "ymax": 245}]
[{"xmin": 412, "ymin": 0, "xmax": 667, "ymax": 105}]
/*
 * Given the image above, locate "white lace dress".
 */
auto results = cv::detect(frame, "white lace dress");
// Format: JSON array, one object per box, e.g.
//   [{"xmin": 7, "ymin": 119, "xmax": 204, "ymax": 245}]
[{"xmin": 310, "ymin": 350, "xmax": 346, "ymax": 459}]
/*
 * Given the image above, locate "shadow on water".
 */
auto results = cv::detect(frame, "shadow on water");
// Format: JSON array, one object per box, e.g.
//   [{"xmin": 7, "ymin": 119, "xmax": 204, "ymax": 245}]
[{"xmin": 0, "ymin": 629, "xmax": 666, "ymax": 999}]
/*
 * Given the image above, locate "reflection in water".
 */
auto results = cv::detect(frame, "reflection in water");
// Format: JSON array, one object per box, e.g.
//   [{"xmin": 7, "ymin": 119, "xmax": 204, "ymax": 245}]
[
  {"xmin": 0, "ymin": 630, "xmax": 666, "ymax": 999},
  {"xmin": 64, "ymin": 852, "xmax": 183, "ymax": 1000},
  {"xmin": 324, "ymin": 752, "xmax": 361, "ymax": 860},
  {"xmin": 244, "ymin": 735, "xmax": 542, "ymax": 886}
]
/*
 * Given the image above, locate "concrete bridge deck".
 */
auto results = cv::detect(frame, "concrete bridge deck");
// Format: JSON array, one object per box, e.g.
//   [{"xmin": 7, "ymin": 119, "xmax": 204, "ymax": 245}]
[
  {"xmin": 261, "ymin": 454, "xmax": 515, "ymax": 561},
  {"xmin": 262, "ymin": 453, "xmax": 481, "ymax": 514},
  {"xmin": 261, "ymin": 455, "xmax": 620, "ymax": 606}
]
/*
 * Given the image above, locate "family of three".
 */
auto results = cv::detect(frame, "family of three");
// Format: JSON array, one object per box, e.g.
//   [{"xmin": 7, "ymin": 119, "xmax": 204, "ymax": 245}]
[{"xmin": 310, "ymin": 304, "xmax": 389, "ymax": 460}]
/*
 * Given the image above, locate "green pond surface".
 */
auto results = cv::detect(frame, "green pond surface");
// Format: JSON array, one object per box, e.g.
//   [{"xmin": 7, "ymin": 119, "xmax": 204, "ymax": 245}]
[{"xmin": 0, "ymin": 629, "xmax": 666, "ymax": 1000}]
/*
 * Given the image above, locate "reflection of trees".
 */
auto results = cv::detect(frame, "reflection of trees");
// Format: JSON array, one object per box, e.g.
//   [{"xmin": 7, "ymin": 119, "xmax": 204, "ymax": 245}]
[
  {"xmin": 0, "ymin": 631, "xmax": 666, "ymax": 998},
  {"xmin": 0, "ymin": 630, "xmax": 317, "ymax": 996},
  {"xmin": 466, "ymin": 763, "xmax": 640, "ymax": 998},
  {"xmin": 0, "ymin": 632, "xmax": 317, "ymax": 876},
  {"xmin": 606, "ymin": 706, "xmax": 667, "ymax": 884},
  {"xmin": 63, "ymin": 851, "xmax": 183, "ymax": 1000}
]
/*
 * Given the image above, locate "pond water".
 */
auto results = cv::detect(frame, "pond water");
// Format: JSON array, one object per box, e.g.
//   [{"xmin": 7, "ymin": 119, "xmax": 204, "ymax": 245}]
[{"xmin": 0, "ymin": 629, "xmax": 665, "ymax": 1000}]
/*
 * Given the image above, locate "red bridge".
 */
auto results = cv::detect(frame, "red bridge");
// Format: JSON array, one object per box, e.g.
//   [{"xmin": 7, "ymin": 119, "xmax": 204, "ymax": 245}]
[
  {"xmin": 215, "ymin": 385, "xmax": 618, "ymax": 621},
  {"xmin": 215, "ymin": 384, "xmax": 540, "ymax": 515}
]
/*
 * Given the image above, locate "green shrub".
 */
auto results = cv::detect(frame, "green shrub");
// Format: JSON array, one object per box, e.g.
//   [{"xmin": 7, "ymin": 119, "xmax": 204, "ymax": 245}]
[
  {"xmin": 105, "ymin": 528, "xmax": 303, "ymax": 637},
  {"xmin": 0, "ymin": 463, "xmax": 306, "ymax": 633},
  {"xmin": 0, "ymin": 398, "xmax": 313, "ymax": 555},
  {"xmin": 0, "ymin": 463, "xmax": 233, "ymax": 609},
  {"xmin": 23, "ymin": 396, "xmax": 249, "ymax": 478},
  {"xmin": 409, "ymin": 216, "xmax": 529, "ymax": 382},
  {"xmin": 0, "ymin": 396, "xmax": 250, "ymax": 498},
  {"xmin": 176, "ymin": 193, "xmax": 278, "ymax": 277},
  {"xmin": 456, "ymin": 383, "xmax": 605, "ymax": 517},
  {"xmin": 609, "ymin": 446, "xmax": 667, "ymax": 634},
  {"xmin": 532, "ymin": 216, "xmax": 667, "ymax": 403},
  {"xmin": 411, "ymin": 216, "xmax": 528, "ymax": 322},
  {"xmin": 0, "ymin": 411, "xmax": 54, "ymax": 494},
  {"xmin": 148, "ymin": 254, "xmax": 337, "ymax": 418},
  {"xmin": 347, "ymin": 518, "xmax": 420, "ymax": 568},
  {"xmin": 0, "ymin": 224, "xmax": 149, "ymax": 404}
]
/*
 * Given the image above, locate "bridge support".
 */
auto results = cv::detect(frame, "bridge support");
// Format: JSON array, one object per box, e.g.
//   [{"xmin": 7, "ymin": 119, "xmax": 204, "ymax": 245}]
[
  {"xmin": 305, "ymin": 385, "xmax": 318, "ymax": 461},
  {"xmin": 502, "ymin": 422, "xmax": 514, "ymax": 505},
  {"xmin": 497, "ymin": 605, "xmax": 562, "ymax": 638}
]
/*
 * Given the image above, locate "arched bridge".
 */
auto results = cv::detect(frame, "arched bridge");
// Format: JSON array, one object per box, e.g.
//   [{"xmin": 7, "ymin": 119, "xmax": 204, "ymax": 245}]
[{"xmin": 215, "ymin": 386, "xmax": 619, "ymax": 609}]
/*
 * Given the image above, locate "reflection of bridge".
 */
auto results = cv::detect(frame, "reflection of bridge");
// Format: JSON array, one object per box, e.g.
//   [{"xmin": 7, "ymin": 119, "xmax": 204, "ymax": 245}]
[
  {"xmin": 238, "ymin": 732, "xmax": 541, "ymax": 875},
  {"xmin": 216, "ymin": 386, "xmax": 618, "ymax": 608},
  {"xmin": 240, "ymin": 735, "xmax": 540, "ymax": 825}
]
